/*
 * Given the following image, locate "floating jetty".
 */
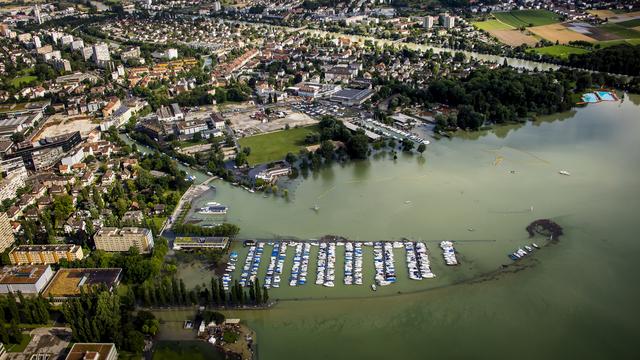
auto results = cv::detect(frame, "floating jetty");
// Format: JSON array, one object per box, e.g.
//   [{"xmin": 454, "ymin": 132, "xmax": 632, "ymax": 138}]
[
  {"xmin": 405, "ymin": 242, "xmax": 436, "ymax": 279},
  {"xmin": 440, "ymin": 241, "xmax": 459, "ymax": 266},
  {"xmin": 222, "ymin": 251, "xmax": 238, "ymax": 290},
  {"xmin": 240, "ymin": 243, "xmax": 264, "ymax": 287},
  {"xmin": 508, "ymin": 244, "xmax": 539, "ymax": 261}
]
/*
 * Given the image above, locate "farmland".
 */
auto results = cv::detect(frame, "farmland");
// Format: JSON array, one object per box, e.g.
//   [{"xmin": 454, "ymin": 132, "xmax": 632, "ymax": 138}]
[
  {"xmin": 528, "ymin": 23, "xmax": 596, "ymax": 44},
  {"xmin": 471, "ymin": 19, "xmax": 513, "ymax": 31},
  {"xmin": 490, "ymin": 30, "xmax": 539, "ymax": 46},
  {"xmin": 598, "ymin": 23, "xmax": 640, "ymax": 39},
  {"xmin": 493, "ymin": 10, "xmax": 561, "ymax": 28}
]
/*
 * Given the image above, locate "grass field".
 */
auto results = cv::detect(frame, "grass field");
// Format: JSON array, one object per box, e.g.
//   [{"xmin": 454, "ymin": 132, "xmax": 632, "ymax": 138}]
[
  {"xmin": 618, "ymin": 18, "xmax": 640, "ymax": 28},
  {"xmin": 598, "ymin": 23, "xmax": 640, "ymax": 39},
  {"xmin": 493, "ymin": 10, "xmax": 561, "ymax": 28},
  {"xmin": 529, "ymin": 45, "xmax": 590, "ymax": 59},
  {"xmin": 472, "ymin": 19, "xmax": 514, "ymax": 31},
  {"xmin": 6, "ymin": 335, "xmax": 32, "ymax": 353},
  {"xmin": 239, "ymin": 125, "xmax": 318, "ymax": 166},
  {"xmin": 153, "ymin": 341, "xmax": 223, "ymax": 360},
  {"xmin": 9, "ymin": 75, "xmax": 38, "ymax": 87}
]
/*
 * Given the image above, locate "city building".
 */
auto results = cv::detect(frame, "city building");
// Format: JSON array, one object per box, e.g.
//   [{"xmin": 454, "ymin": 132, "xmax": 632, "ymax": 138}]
[
  {"xmin": 329, "ymin": 87, "xmax": 375, "ymax": 106},
  {"xmin": 0, "ymin": 212, "xmax": 15, "ymax": 253},
  {"xmin": 0, "ymin": 265, "xmax": 54, "ymax": 294},
  {"xmin": 94, "ymin": 227, "xmax": 155, "ymax": 253},
  {"xmin": 9, "ymin": 244, "xmax": 84, "ymax": 265},
  {"xmin": 424, "ymin": 16, "xmax": 434, "ymax": 29},
  {"xmin": 4, "ymin": 131, "xmax": 82, "ymax": 170},
  {"xmin": 157, "ymin": 103, "xmax": 184, "ymax": 122},
  {"xmin": 0, "ymin": 167, "xmax": 27, "ymax": 202},
  {"xmin": 0, "ymin": 343, "xmax": 6, "ymax": 360},
  {"xmin": 65, "ymin": 343, "xmax": 118, "ymax": 360},
  {"xmin": 442, "ymin": 14, "xmax": 456, "ymax": 28},
  {"xmin": 43, "ymin": 268, "xmax": 122, "ymax": 301},
  {"xmin": 173, "ymin": 237, "xmax": 229, "ymax": 250},
  {"xmin": 92, "ymin": 43, "xmax": 111, "ymax": 65}
]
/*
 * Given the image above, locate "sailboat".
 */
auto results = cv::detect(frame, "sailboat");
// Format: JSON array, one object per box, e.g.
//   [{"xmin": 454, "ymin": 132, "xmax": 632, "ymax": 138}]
[{"xmin": 312, "ymin": 204, "xmax": 320, "ymax": 212}]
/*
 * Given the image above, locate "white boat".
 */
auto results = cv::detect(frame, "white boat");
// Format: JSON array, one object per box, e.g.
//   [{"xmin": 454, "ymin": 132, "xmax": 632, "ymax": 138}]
[
  {"xmin": 371, "ymin": 284, "xmax": 377, "ymax": 291},
  {"xmin": 559, "ymin": 170, "xmax": 571, "ymax": 176}
]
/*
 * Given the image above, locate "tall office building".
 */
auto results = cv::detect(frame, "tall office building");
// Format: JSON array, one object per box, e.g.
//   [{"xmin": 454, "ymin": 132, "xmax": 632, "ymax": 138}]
[{"xmin": 0, "ymin": 212, "xmax": 15, "ymax": 254}]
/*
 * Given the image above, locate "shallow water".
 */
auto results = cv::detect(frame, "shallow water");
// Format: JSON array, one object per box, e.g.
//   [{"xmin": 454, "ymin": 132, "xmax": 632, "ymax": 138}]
[{"xmin": 176, "ymin": 95, "xmax": 640, "ymax": 359}]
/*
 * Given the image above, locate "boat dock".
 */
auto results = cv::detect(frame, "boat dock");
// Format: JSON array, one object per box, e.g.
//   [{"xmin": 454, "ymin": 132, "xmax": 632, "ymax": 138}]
[{"xmin": 227, "ymin": 240, "xmax": 457, "ymax": 289}]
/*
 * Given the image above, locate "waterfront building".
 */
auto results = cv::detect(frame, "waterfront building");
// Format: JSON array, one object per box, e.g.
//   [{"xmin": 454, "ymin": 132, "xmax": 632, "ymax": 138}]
[
  {"xmin": 173, "ymin": 237, "xmax": 229, "ymax": 250},
  {"xmin": 94, "ymin": 227, "xmax": 155, "ymax": 253},
  {"xmin": 0, "ymin": 265, "xmax": 54, "ymax": 294},
  {"xmin": 9, "ymin": 244, "xmax": 84, "ymax": 265}
]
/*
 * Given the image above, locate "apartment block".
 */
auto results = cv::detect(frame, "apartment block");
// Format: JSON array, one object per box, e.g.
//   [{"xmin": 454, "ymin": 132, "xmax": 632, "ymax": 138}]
[
  {"xmin": 9, "ymin": 244, "xmax": 84, "ymax": 265},
  {"xmin": 94, "ymin": 227, "xmax": 154, "ymax": 253}
]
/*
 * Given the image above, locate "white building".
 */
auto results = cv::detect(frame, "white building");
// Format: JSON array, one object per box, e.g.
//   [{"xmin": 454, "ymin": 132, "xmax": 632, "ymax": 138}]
[
  {"xmin": 424, "ymin": 16, "xmax": 434, "ymax": 29},
  {"xmin": 442, "ymin": 15, "xmax": 456, "ymax": 29},
  {"xmin": 213, "ymin": 1, "xmax": 221, "ymax": 12},
  {"xmin": 33, "ymin": 36, "xmax": 41, "ymax": 48},
  {"xmin": 92, "ymin": 43, "xmax": 111, "ymax": 64},
  {"xmin": 71, "ymin": 39, "xmax": 84, "ymax": 51},
  {"xmin": 0, "ymin": 265, "xmax": 54, "ymax": 294},
  {"xmin": 61, "ymin": 148, "xmax": 84, "ymax": 166}
]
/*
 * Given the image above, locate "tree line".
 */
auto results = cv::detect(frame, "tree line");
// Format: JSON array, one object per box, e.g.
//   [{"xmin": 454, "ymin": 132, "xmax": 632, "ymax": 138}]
[{"xmin": 137, "ymin": 276, "xmax": 269, "ymax": 308}]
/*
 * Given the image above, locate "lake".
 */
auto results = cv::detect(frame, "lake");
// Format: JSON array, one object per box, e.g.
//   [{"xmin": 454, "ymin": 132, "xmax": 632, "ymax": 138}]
[{"xmin": 169, "ymin": 94, "xmax": 640, "ymax": 359}]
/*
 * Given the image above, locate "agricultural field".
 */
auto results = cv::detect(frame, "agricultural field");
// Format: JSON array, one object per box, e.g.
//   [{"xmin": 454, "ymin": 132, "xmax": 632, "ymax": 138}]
[
  {"xmin": 471, "ymin": 19, "xmax": 513, "ymax": 31},
  {"xmin": 528, "ymin": 45, "xmax": 590, "ymax": 59},
  {"xmin": 238, "ymin": 125, "xmax": 318, "ymax": 166},
  {"xmin": 493, "ymin": 10, "xmax": 561, "ymax": 28},
  {"xmin": 598, "ymin": 23, "xmax": 640, "ymax": 39},
  {"xmin": 490, "ymin": 29, "xmax": 539, "ymax": 46},
  {"xmin": 528, "ymin": 23, "xmax": 596, "ymax": 44},
  {"xmin": 617, "ymin": 18, "xmax": 640, "ymax": 28}
]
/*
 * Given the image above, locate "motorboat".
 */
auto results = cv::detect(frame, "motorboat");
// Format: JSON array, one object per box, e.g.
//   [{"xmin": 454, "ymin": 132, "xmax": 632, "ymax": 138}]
[{"xmin": 559, "ymin": 170, "xmax": 571, "ymax": 176}]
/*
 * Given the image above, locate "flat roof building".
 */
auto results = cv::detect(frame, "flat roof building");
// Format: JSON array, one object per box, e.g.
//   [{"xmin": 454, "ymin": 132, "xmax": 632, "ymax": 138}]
[
  {"xmin": 9, "ymin": 244, "xmax": 84, "ymax": 265},
  {"xmin": 65, "ymin": 343, "xmax": 117, "ymax": 360},
  {"xmin": 0, "ymin": 212, "xmax": 15, "ymax": 253},
  {"xmin": 0, "ymin": 265, "xmax": 54, "ymax": 294},
  {"xmin": 173, "ymin": 237, "xmax": 229, "ymax": 250},
  {"xmin": 329, "ymin": 88, "xmax": 374, "ymax": 106},
  {"xmin": 94, "ymin": 227, "xmax": 154, "ymax": 253},
  {"xmin": 43, "ymin": 268, "xmax": 122, "ymax": 300}
]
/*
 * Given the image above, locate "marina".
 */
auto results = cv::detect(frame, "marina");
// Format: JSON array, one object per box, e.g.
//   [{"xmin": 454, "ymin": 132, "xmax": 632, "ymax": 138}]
[{"xmin": 223, "ymin": 240, "xmax": 456, "ymax": 290}]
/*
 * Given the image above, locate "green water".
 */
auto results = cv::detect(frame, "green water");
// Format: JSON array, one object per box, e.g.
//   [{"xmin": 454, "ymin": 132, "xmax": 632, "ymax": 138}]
[{"xmin": 178, "ymin": 95, "xmax": 640, "ymax": 359}]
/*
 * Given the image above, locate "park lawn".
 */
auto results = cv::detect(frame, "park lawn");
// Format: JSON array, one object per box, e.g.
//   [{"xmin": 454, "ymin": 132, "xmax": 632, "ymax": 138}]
[
  {"xmin": 239, "ymin": 125, "xmax": 318, "ymax": 166},
  {"xmin": 493, "ymin": 10, "xmax": 561, "ymax": 28},
  {"xmin": 529, "ymin": 45, "xmax": 590, "ymax": 59},
  {"xmin": 153, "ymin": 341, "xmax": 224, "ymax": 360},
  {"xmin": 598, "ymin": 23, "xmax": 640, "ymax": 39},
  {"xmin": 150, "ymin": 216, "xmax": 167, "ymax": 230},
  {"xmin": 6, "ymin": 334, "xmax": 32, "ymax": 352},
  {"xmin": 472, "ymin": 19, "xmax": 514, "ymax": 31},
  {"xmin": 9, "ymin": 75, "xmax": 38, "ymax": 87}
]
